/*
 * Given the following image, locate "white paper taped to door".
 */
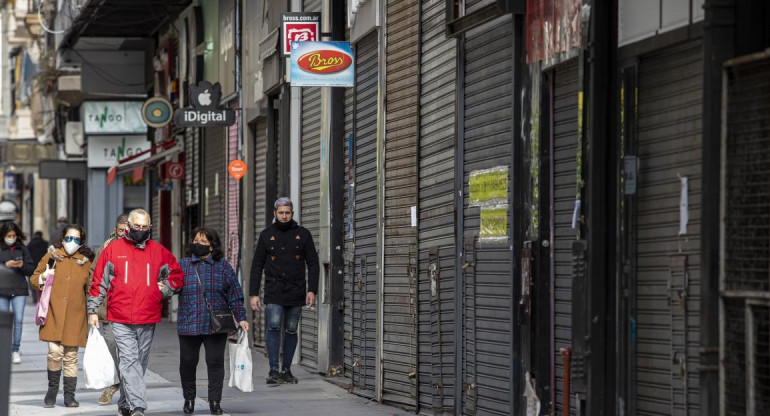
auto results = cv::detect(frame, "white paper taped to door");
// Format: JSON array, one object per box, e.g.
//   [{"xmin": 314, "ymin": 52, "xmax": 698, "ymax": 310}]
[{"xmin": 679, "ymin": 175, "xmax": 688, "ymax": 235}]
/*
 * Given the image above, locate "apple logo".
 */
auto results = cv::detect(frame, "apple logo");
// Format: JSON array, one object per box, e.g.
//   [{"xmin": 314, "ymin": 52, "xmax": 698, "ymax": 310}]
[
  {"xmin": 189, "ymin": 81, "xmax": 222, "ymax": 109},
  {"xmin": 198, "ymin": 89, "xmax": 212, "ymax": 106}
]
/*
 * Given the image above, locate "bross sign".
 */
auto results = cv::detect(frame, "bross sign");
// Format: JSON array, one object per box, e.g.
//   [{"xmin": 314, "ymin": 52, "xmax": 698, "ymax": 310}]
[{"xmin": 297, "ymin": 50, "xmax": 353, "ymax": 74}]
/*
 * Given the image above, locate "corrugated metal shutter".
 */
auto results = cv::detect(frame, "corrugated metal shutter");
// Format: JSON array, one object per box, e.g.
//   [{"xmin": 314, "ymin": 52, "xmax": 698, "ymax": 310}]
[
  {"xmin": 634, "ymin": 42, "xmax": 702, "ymax": 416},
  {"xmin": 382, "ymin": 0, "xmax": 419, "ymax": 408},
  {"xmin": 300, "ymin": 91, "xmax": 321, "ymax": 370},
  {"xmin": 462, "ymin": 18, "xmax": 513, "ymax": 416},
  {"xmin": 721, "ymin": 57, "xmax": 770, "ymax": 416},
  {"xmin": 350, "ymin": 30, "xmax": 379, "ymax": 397},
  {"xmin": 343, "ymin": 54, "xmax": 356, "ymax": 381},
  {"xmin": 185, "ymin": 127, "xmax": 200, "ymax": 207},
  {"xmin": 551, "ymin": 58, "xmax": 579, "ymax": 415},
  {"xmin": 203, "ymin": 126, "xmax": 226, "ymax": 248},
  {"xmin": 465, "ymin": 0, "xmax": 494, "ymax": 14},
  {"xmin": 253, "ymin": 117, "xmax": 268, "ymax": 347},
  {"xmin": 151, "ymin": 169, "xmax": 160, "ymax": 241},
  {"xmin": 417, "ymin": 0, "xmax": 457, "ymax": 412},
  {"xmin": 226, "ymin": 100, "xmax": 239, "ymax": 269}
]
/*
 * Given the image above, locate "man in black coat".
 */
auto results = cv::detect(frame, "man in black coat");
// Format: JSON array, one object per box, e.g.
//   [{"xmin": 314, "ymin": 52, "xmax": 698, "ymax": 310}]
[
  {"xmin": 249, "ymin": 197, "xmax": 319, "ymax": 385},
  {"xmin": 26, "ymin": 231, "xmax": 48, "ymax": 302}
]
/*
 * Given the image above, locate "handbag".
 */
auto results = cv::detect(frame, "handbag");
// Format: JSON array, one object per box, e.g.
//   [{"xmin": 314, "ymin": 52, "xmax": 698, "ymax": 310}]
[
  {"xmin": 35, "ymin": 258, "xmax": 56, "ymax": 326},
  {"xmin": 193, "ymin": 264, "xmax": 236, "ymax": 334}
]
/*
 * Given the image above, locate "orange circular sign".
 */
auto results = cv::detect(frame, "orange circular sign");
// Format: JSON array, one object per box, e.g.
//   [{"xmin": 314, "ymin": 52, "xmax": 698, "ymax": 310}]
[{"xmin": 228, "ymin": 159, "xmax": 247, "ymax": 180}]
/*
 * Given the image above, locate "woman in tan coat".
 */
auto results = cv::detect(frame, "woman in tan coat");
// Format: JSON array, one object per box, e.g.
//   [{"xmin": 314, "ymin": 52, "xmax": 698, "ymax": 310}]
[{"xmin": 30, "ymin": 224, "xmax": 94, "ymax": 408}]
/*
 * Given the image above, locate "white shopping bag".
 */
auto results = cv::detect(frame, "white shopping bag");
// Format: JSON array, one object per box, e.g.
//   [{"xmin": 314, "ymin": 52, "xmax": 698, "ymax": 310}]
[
  {"xmin": 228, "ymin": 332, "xmax": 253, "ymax": 392},
  {"xmin": 83, "ymin": 327, "xmax": 118, "ymax": 389}
]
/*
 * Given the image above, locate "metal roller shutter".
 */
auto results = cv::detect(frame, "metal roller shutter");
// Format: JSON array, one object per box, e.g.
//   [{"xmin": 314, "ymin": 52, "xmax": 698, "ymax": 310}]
[
  {"xmin": 462, "ymin": 18, "xmax": 513, "ymax": 416},
  {"xmin": 343, "ymin": 52, "xmax": 356, "ymax": 381},
  {"xmin": 185, "ymin": 127, "xmax": 201, "ymax": 207},
  {"xmin": 226, "ymin": 100, "xmax": 239, "ymax": 269},
  {"xmin": 721, "ymin": 56, "xmax": 770, "ymax": 416},
  {"xmin": 300, "ymin": 89, "xmax": 321, "ymax": 370},
  {"xmin": 203, "ymin": 126, "xmax": 226, "ymax": 233},
  {"xmin": 382, "ymin": 0, "xmax": 420, "ymax": 408},
  {"xmin": 253, "ymin": 117, "xmax": 268, "ymax": 347},
  {"xmin": 350, "ymin": 31, "xmax": 379, "ymax": 396},
  {"xmin": 151, "ymin": 169, "xmax": 160, "ymax": 241},
  {"xmin": 417, "ymin": 0, "xmax": 457, "ymax": 412},
  {"xmin": 551, "ymin": 58, "xmax": 579, "ymax": 415},
  {"xmin": 634, "ymin": 42, "xmax": 702, "ymax": 416},
  {"xmin": 465, "ymin": 0, "xmax": 494, "ymax": 14}
]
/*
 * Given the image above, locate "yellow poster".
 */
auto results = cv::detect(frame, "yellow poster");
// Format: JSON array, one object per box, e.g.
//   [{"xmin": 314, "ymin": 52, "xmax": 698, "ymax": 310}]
[
  {"xmin": 480, "ymin": 205, "xmax": 508, "ymax": 242},
  {"xmin": 469, "ymin": 167, "xmax": 508, "ymax": 206}
]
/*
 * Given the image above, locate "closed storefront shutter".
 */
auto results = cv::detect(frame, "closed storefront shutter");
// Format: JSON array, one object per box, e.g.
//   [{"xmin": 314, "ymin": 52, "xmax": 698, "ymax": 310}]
[
  {"xmin": 461, "ymin": 18, "xmax": 513, "ymax": 416},
  {"xmin": 350, "ymin": 30, "xmax": 379, "ymax": 397},
  {"xmin": 151, "ymin": 169, "xmax": 160, "ymax": 241},
  {"xmin": 226, "ymin": 100, "xmax": 239, "ymax": 269},
  {"xmin": 721, "ymin": 56, "xmax": 770, "ymax": 416},
  {"xmin": 203, "ymin": 126, "xmax": 226, "ymax": 248},
  {"xmin": 343, "ymin": 57, "xmax": 356, "ymax": 382},
  {"xmin": 382, "ymin": 0, "xmax": 419, "ymax": 408},
  {"xmin": 185, "ymin": 127, "xmax": 201, "ymax": 207},
  {"xmin": 253, "ymin": 117, "xmax": 268, "ymax": 347},
  {"xmin": 300, "ymin": 88, "xmax": 321, "ymax": 370},
  {"xmin": 551, "ymin": 58, "xmax": 579, "ymax": 415},
  {"xmin": 633, "ymin": 42, "xmax": 702, "ymax": 416},
  {"xmin": 417, "ymin": 0, "xmax": 457, "ymax": 412}
]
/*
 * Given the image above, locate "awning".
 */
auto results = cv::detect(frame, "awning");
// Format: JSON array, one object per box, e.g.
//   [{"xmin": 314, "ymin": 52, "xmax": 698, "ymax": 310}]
[
  {"xmin": 59, "ymin": 0, "xmax": 192, "ymax": 50},
  {"xmin": 115, "ymin": 140, "xmax": 183, "ymax": 176}
]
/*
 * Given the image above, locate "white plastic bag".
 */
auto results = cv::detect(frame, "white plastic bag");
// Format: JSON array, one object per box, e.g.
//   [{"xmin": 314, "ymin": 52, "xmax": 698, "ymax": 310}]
[
  {"xmin": 228, "ymin": 332, "xmax": 253, "ymax": 392},
  {"xmin": 83, "ymin": 327, "xmax": 118, "ymax": 389}
]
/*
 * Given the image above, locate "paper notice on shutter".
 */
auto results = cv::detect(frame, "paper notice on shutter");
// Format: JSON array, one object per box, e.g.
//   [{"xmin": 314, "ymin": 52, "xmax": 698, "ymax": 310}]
[
  {"xmin": 679, "ymin": 176, "xmax": 688, "ymax": 235},
  {"xmin": 571, "ymin": 199, "xmax": 581, "ymax": 230}
]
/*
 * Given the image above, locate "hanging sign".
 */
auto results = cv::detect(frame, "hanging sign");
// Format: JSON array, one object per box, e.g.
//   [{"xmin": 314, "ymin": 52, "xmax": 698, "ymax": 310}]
[
  {"xmin": 165, "ymin": 162, "xmax": 185, "ymax": 180},
  {"xmin": 141, "ymin": 97, "xmax": 173, "ymax": 128},
  {"xmin": 281, "ymin": 12, "xmax": 321, "ymax": 57},
  {"xmin": 228, "ymin": 159, "xmax": 246, "ymax": 180},
  {"xmin": 82, "ymin": 101, "xmax": 146, "ymax": 134},
  {"xmin": 290, "ymin": 41, "xmax": 355, "ymax": 87},
  {"xmin": 173, "ymin": 81, "xmax": 236, "ymax": 127}
]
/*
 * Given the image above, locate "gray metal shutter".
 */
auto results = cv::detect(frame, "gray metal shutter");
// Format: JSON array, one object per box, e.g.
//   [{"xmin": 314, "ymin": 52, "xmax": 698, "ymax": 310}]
[
  {"xmin": 551, "ymin": 59, "xmax": 579, "ymax": 415},
  {"xmin": 184, "ymin": 127, "xmax": 200, "ymax": 207},
  {"xmin": 253, "ymin": 117, "xmax": 268, "ymax": 347},
  {"xmin": 343, "ymin": 49, "xmax": 356, "ymax": 382},
  {"xmin": 721, "ymin": 56, "xmax": 770, "ymax": 416},
  {"xmin": 465, "ymin": 0, "xmax": 494, "ymax": 14},
  {"xmin": 417, "ymin": 0, "xmax": 457, "ymax": 412},
  {"xmin": 150, "ymin": 169, "xmax": 160, "ymax": 241},
  {"xmin": 461, "ymin": 18, "xmax": 513, "ymax": 416},
  {"xmin": 382, "ymin": 0, "xmax": 420, "ymax": 408},
  {"xmin": 300, "ymin": 87, "xmax": 322, "ymax": 369},
  {"xmin": 634, "ymin": 42, "xmax": 702, "ymax": 416},
  {"xmin": 203, "ymin": 126, "xmax": 226, "ymax": 233},
  {"xmin": 350, "ymin": 30, "xmax": 379, "ymax": 397}
]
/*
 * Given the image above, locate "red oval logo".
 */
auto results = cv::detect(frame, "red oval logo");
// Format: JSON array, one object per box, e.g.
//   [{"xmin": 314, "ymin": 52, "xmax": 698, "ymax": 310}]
[{"xmin": 298, "ymin": 50, "xmax": 352, "ymax": 74}]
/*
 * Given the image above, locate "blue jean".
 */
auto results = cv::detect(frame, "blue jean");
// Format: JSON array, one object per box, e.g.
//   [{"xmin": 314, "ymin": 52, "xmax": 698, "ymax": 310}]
[
  {"xmin": 265, "ymin": 304, "xmax": 302, "ymax": 371},
  {"xmin": 0, "ymin": 295, "xmax": 26, "ymax": 352}
]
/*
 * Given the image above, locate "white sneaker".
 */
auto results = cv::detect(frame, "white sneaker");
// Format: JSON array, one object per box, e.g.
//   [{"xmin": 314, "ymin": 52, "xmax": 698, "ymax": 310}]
[{"xmin": 12, "ymin": 351, "xmax": 20, "ymax": 364}]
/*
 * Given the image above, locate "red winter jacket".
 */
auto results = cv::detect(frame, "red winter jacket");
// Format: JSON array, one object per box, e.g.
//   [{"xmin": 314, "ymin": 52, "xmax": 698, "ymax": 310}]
[{"xmin": 88, "ymin": 237, "xmax": 184, "ymax": 324}]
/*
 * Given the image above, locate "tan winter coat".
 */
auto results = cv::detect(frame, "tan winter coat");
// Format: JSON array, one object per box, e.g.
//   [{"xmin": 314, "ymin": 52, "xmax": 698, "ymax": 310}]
[{"xmin": 30, "ymin": 246, "xmax": 92, "ymax": 347}]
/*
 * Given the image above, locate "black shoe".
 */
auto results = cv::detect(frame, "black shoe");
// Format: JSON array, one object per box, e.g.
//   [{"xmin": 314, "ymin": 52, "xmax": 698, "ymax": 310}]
[
  {"xmin": 184, "ymin": 399, "xmax": 195, "ymax": 414},
  {"xmin": 280, "ymin": 368, "xmax": 298, "ymax": 384},
  {"xmin": 44, "ymin": 369, "xmax": 61, "ymax": 407},
  {"xmin": 209, "ymin": 400, "xmax": 223, "ymax": 415},
  {"xmin": 266, "ymin": 369, "xmax": 281, "ymax": 384},
  {"xmin": 130, "ymin": 408, "xmax": 145, "ymax": 416},
  {"xmin": 117, "ymin": 407, "xmax": 130, "ymax": 416},
  {"xmin": 62, "ymin": 376, "xmax": 79, "ymax": 407}
]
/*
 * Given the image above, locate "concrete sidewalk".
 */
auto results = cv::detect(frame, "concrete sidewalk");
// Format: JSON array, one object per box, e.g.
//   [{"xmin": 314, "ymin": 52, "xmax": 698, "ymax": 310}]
[{"xmin": 8, "ymin": 299, "xmax": 403, "ymax": 416}]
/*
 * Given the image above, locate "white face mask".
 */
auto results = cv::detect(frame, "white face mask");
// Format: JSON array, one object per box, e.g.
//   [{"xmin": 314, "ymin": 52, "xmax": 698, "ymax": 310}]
[
  {"xmin": 4, "ymin": 237, "xmax": 15, "ymax": 246},
  {"xmin": 63, "ymin": 241, "xmax": 80, "ymax": 256}
]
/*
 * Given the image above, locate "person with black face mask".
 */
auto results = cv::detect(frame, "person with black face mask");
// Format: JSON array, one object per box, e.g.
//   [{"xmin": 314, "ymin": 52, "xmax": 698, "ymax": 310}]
[
  {"xmin": 176, "ymin": 227, "xmax": 248, "ymax": 415},
  {"xmin": 87, "ymin": 209, "xmax": 184, "ymax": 416},
  {"xmin": 249, "ymin": 197, "xmax": 319, "ymax": 385}
]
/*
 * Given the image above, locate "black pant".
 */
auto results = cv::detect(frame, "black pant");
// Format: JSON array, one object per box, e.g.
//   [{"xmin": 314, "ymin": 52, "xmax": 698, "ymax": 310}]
[{"xmin": 178, "ymin": 333, "xmax": 228, "ymax": 401}]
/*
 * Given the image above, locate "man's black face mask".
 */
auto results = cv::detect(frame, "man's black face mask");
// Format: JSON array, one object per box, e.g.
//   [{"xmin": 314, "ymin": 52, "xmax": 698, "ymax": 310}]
[{"xmin": 128, "ymin": 228, "xmax": 150, "ymax": 244}]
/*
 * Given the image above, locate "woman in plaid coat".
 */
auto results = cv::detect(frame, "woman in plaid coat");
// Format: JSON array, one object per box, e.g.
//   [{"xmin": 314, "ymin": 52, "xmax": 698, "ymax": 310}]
[{"xmin": 177, "ymin": 227, "xmax": 248, "ymax": 415}]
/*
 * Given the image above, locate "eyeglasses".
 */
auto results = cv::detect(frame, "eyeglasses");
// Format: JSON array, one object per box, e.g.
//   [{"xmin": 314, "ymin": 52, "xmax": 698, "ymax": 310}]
[
  {"xmin": 64, "ymin": 236, "xmax": 82, "ymax": 245},
  {"xmin": 128, "ymin": 223, "xmax": 151, "ymax": 231}
]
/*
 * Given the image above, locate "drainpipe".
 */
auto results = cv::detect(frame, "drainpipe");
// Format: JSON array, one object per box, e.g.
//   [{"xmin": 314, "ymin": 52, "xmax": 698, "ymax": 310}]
[{"xmin": 375, "ymin": 0, "xmax": 387, "ymax": 403}]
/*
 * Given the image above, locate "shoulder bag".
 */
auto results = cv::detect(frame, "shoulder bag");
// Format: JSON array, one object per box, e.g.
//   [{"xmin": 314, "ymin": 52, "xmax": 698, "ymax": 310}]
[{"xmin": 193, "ymin": 263, "xmax": 236, "ymax": 334}]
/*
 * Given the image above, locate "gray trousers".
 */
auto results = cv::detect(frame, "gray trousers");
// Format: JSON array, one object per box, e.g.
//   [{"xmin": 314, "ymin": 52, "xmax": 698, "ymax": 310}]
[
  {"xmin": 102, "ymin": 322, "xmax": 121, "ymax": 384},
  {"xmin": 113, "ymin": 323, "xmax": 156, "ymax": 411}
]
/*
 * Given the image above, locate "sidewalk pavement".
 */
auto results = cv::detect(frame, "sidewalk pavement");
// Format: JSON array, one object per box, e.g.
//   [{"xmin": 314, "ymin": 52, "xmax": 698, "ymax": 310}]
[{"xmin": 8, "ymin": 299, "xmax": 404, "ymax": 416}]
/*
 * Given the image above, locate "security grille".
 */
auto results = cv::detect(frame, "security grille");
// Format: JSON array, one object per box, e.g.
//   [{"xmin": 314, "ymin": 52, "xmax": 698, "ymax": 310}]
[{"xmin": 721, "ymin": 56, "xmax": 770, "ymax": 416}]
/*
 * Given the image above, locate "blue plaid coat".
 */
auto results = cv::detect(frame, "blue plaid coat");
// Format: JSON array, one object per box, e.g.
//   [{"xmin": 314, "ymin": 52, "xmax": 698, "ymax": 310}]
[{"xmin": 177, "ymin": 256, "xmax": 247, "ymax": 336}]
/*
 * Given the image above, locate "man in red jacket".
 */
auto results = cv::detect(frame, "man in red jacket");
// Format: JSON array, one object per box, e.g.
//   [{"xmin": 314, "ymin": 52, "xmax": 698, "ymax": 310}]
[{"xmin": 87, "ymin": 208, "xmax": 183, "ymax": 416}]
